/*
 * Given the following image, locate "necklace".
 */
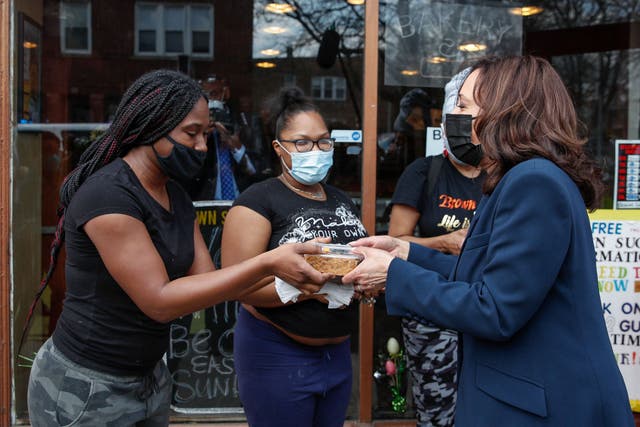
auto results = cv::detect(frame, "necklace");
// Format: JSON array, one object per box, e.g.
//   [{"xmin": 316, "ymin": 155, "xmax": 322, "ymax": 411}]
[{"xmin": 278, "ymin": 174, "xmax": 325, "ymax": 200}]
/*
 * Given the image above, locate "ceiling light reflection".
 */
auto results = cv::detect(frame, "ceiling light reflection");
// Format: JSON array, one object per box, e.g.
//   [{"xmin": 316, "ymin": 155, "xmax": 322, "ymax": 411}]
[
  {"xmin": 509, "ymin": 6, "xmax": 544, "ymax": 16},
  {"xmin": 256, "ymin": 61, "xmax": 277, "ymax": 68},
  {"xmin": 260, "ymin": 48, "xmax": 281, "ymax": 56},
  {"xmin": 265, "ymin": 3, "xmax": 295, "ymax": 14},
  {"xmin": 262, "ymin": 26, "xmax": 287, "ymax": 34},
  {"xmin": 458, "ymin": 42, "xmax": 487, "ymax": 52},
  {"xmin": 427, "ymin": 56, "xmax": 447, "ymax": 64}
]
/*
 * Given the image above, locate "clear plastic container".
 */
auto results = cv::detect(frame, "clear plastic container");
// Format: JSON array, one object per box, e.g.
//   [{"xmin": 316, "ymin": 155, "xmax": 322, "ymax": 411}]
[{"xmin": 304, "ymin": 243, "xmax": 363, "ymax": 275}]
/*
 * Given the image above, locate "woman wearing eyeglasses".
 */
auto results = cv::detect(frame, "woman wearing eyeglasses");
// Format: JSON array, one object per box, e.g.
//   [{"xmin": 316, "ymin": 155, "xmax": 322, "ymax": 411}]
[{"xmin": 221, "ymin": 87, "xmax": 367, "ymax": 427}]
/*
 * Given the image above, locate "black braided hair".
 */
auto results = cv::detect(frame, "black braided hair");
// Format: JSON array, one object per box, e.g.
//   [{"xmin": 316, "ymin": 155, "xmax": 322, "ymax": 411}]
[
  {"xmin": 60, "ymin": 69, "xmax": 205, "ymax": 206},
  {"xmin": 18, "ymin": 69, "xmax": 205, "ymax": 355},
  {"xmin": 269, "ymin": 86, "xmax": 319, "ymax": 139}
]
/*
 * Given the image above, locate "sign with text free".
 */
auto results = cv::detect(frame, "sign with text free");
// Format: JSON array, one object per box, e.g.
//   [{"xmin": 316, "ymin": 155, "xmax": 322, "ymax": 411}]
[{"xmin": 589, "ymin": 209, "xmax": 640, "ymax": 412}]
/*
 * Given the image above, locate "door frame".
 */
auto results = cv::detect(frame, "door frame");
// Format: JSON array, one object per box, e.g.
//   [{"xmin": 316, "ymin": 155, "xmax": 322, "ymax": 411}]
[{"xmin": 1, "ymin": 0, "xmax": 13, "ymax": 425}]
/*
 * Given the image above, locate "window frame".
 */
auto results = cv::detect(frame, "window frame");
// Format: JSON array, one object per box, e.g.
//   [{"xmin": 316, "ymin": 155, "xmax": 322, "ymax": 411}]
[
  {"xmin": 59, "ymin": 1, "xmax": 92, "ymax": 55},
  {"xmin": 311, "ymin": 76, "xmax": 347, "ymax": 101},
  {"xmin": 134, "ymin": 2, "xmax": 214, "ymax": 58}
]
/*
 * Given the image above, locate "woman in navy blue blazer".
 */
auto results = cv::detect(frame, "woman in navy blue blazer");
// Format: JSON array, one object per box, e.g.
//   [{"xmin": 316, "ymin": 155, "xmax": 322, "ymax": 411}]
[{"xmin": 344, "ymin": 56, "xmax": 634, "ymax": 426}]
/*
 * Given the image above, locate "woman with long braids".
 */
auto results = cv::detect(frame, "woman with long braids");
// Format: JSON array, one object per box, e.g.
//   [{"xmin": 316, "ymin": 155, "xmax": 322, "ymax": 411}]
[{"xmin": 26, "ymin": 70, "xmax": 330, "ymax": 427}]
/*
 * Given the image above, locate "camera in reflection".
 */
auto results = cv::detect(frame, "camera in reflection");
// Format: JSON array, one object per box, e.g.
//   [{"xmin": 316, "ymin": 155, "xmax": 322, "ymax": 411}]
[{"xmin": 208, "ymin": 99, "xmax": 235, "ymax": 135}]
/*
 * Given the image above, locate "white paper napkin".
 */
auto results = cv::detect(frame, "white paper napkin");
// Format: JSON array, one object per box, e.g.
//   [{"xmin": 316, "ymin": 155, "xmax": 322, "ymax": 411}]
[{"xmin": 274, "ymin": 276, "xmax": 355, "ymax": 309}]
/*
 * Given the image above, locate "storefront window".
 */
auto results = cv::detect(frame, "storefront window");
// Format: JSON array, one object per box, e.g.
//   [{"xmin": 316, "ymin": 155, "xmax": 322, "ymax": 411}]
[
  {"xmin": 9, "ymin": 0, "xmax": 639, "ymax": 424},
  {"xmin": 13, "ymin": 0, "xmax": 365, "ymax": 422},
  {"xmin": 373, "ymin": 0, "xmax": 639, "ymax": 421}
]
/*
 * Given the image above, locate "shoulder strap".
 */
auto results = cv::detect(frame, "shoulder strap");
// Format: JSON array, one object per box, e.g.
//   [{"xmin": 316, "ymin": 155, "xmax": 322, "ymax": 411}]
[{"xmin": 426, "ymin": 154, "xmax": 445, "ymax": 198}]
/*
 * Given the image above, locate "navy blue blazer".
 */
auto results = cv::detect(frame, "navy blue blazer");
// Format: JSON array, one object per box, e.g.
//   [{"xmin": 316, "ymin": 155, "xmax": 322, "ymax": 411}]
[{"xmin": 386, "ymin": 159, "xmax": 634, "ymax": 426}]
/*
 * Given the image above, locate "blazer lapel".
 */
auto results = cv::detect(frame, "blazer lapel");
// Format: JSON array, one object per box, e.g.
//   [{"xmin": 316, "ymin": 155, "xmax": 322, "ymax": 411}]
[{"xmin": 450, "ymin": 195, "xmax": 487, "ymax": 280}]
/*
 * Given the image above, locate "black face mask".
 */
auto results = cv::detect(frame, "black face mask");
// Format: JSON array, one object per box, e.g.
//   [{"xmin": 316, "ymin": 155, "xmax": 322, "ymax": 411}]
[
  {"xmin": 153, "ymin": 134, "xmax": 206, "ymax": 182},
  {"xmin": 444, "ymin": 113, "xmax": 483, "ymax": 167}
]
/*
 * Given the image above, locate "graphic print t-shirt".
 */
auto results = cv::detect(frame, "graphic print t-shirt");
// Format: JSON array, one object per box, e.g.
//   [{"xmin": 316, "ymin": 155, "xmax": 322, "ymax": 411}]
[
  {"xmin": 391, "ymin": 156, "xmax": 484, "ymax": 238},
  {"xmin": 233, "ymin": 177, "xmax": 367, "ymax": 338}
]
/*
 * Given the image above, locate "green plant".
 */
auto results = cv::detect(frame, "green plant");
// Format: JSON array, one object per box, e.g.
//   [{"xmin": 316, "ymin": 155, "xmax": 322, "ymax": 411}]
[{"xmin": 374, "ymin": 337, "xmax": 407, "ymax": 413}]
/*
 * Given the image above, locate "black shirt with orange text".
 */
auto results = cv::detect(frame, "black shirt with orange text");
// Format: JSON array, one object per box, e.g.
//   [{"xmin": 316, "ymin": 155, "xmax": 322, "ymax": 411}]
[{"xmin": 391, "ymin": 155, "xmax": 484, "ymax": 238}]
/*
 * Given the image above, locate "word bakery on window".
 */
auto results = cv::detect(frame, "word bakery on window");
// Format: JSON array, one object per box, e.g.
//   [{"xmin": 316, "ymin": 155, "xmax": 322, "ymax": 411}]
[{"xmin": 135, "ymin": 2, "xmax": 214, "ymax": 58}]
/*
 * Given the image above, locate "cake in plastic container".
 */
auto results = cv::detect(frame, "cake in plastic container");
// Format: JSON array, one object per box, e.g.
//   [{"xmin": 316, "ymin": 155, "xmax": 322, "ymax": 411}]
[{"xmin": 304, "ymin": 243, "xmax": 363, "ymax": 276}]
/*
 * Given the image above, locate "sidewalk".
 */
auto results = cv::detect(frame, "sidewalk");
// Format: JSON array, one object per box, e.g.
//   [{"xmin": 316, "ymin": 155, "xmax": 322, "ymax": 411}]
[
  {"xmin": 169, "ymin": 423, "xmax": 416, "ymax": 427},
  {"xmin": 168, "ymin": 415, "xmax": 640, "ymax": 427}
]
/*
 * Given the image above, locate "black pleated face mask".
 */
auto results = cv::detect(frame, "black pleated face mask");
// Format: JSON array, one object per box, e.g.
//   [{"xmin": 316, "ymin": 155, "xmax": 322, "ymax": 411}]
[
  {"xmin": 153, "ymin": 134, "xmax": 207, "ymax": 182},
  {"xmin": 444, "ymin": 113, "xmax": 483, "ymax": 167}
]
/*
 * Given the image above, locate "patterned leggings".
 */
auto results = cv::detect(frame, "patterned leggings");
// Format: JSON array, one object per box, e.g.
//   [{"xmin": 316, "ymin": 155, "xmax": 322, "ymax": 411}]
[{"xmin": 402, "ymin": 318, "xmax": 458, "ymax": 427}]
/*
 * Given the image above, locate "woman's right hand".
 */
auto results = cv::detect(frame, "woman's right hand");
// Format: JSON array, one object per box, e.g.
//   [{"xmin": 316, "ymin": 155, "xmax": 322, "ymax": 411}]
[
  {"xmin": 348, "ymin": 235, "xmax": 410, "ymax": 260},
  {"xmin": 341, "ymin": 246, "xmax": 394, "ymax": 294}
]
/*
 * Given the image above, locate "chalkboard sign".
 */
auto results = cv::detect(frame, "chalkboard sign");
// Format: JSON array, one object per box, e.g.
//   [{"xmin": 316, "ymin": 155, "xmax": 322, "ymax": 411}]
[
  {"xmin": 383, "ymin": 0, "xmax": 522, "ymax": 88},
  {"xmin": 166, "ymin": 201, "xmax": 243, "ymax": 415}
]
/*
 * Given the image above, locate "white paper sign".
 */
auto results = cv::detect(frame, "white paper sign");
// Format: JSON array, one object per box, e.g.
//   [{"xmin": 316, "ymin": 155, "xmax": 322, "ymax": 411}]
[
  {"xmin": 331, "ymin": 129, "xmax": 362, "ymax": 144},
  {"xmin": 425, "ymin": 126, "xmax": 445, "ymax": 157},
  {"xmin": 589, "ymin": 210, "xmax": 640, "ymax": 412}
]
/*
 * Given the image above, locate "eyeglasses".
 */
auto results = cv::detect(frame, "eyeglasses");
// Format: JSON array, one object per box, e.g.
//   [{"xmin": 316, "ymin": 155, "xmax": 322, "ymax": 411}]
[{"xmin": 277, "ymin": 138, "xmax": 335, "ymax": 152}]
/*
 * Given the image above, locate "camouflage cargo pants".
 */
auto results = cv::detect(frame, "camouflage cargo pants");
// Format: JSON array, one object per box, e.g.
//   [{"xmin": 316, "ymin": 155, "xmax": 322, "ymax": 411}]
[
  {"xmin": 402, "ymin": 318, "xmax": 458, "ymax": 427},
  {"xmin": 28, "ymin": 338, "xmax": 172, "ymax": 427}
]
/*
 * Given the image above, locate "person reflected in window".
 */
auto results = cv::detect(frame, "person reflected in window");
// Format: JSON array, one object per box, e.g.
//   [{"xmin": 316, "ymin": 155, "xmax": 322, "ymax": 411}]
[
  {"xmin": 343, "ymin": 56, "xmax": 635, "ymax": 427},
  {"xmin": 391, "ymin": 88, "xmax": 434, "ymax": 161},
  {"xmin": 387, "ymin": 67, "xmax": 484, "ymax": 427},
  {"xmin": 184, "ymin": 76, "xmax": 258, "ymax": 201},
  {"xmin": 222, "ymin": 87, "xmax": 368, "ymax": 427},
  {"xmin": 26, "ymin": 70, "xmax": 331, "ymax": 427}
]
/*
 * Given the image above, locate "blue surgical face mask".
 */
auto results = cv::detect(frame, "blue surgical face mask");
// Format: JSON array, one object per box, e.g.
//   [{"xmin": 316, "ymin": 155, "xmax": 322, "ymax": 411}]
[
  {"xmin": 153, "ymin": 134, "xmax": 206, "ymax": 182},
  {"xmin": 277, "ymin": 141, "xmax": 334, "ymax": 185}
]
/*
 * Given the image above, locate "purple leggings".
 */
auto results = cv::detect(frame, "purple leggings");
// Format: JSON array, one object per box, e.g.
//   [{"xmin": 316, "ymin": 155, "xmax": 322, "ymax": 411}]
[{"xmin": 234, "ymin": 307, "xmax": 352, "ymax": 427}]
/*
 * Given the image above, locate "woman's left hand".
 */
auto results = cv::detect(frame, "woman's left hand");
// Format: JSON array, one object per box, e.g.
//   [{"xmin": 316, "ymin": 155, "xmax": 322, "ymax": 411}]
[
  {"xmin": 342, "ymin": 246, "xmax": 394, "ymax": 293},
  {"xmin": 266, "ymin": 241, "xmax": 333, "ymax": 288}
]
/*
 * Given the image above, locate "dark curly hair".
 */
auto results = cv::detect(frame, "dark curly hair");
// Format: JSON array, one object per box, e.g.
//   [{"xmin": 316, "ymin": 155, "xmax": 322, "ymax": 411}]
[{"xmin": 269, "ymin": 86, "xmax": 320, "ymax": 139}]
